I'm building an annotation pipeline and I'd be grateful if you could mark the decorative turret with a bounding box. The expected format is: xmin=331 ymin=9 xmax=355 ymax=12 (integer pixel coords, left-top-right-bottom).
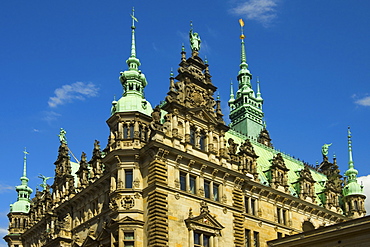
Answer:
xmin=112 ymin=8 xmax=152 ymax=116
xmin=9 ymin=149 xmax=33 ymax=213
xmin=342 ymin=127 xmax=366 ymax=218
xmin=229 ymin=19 xmax=264 ymax=140
xmin=4 ymin=149 xmax=33 ymax=247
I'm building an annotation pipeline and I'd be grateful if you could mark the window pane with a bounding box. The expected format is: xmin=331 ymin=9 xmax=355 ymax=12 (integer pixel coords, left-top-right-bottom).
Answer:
xmin=194 ymin=232 xmax=201 ymax=245
xmin=199 ymin=133 xmax=206 ymax=150
xmin=203 ymin=234 xmax=210 ymax=247
xmin=124 ymin=126 xmax=128 ymax=139
xmin=213 ymin=183 xmax=219 ymax=201
xmin=125 ymin=169 xmax=133 ymax=188
xmin=245 ymin=197 xmax=249 ymax=214
xmin=251 ymin=198 xmax=256 ymax=215
xmin=190 ymin=175 xmax=196 ymax=194
xmin=245 ymin=229 xmax=250 ymax=247
xmin=180 ymin=172 xmax=186 ymax=191
xmin=124 ymin=242 xmax=134 ymax=247
xmin=190 ymin=129 xmax=195 ymax=145
xmin=204 ymin=180 xmax=210 ymax=198
xmin=253 ymin=231 xmax=259 ymax=247
xmin=124 ymin=232 xmax=134 ymax=239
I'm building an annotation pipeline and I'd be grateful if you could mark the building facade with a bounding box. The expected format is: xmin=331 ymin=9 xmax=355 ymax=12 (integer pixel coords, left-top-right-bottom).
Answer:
xmin=4 ymin=13 xmax=366 ymax=247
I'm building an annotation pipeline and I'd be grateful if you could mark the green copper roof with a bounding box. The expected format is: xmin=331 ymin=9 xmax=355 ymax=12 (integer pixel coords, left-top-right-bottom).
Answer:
xmin=10 ymin=149 xmax=33 ymax=214
xmin=343 ymin=127 xmax=365 ymax=197
xmin=225 ymin=130 xmax=327 ymax=205
xmin=112 ymin=8 xmax=152 ymax=116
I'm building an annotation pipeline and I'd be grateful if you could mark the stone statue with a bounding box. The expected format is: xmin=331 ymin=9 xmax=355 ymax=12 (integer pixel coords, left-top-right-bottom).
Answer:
xmin=38 ymin=174 xmax=52 ymax=191
xmin=58 ymin=128 xmax=67 ymax=144
xmin=321 ymin=143 xmax=332 ymax=157
xmin=189 ymin=25 xmax=201 ymax=52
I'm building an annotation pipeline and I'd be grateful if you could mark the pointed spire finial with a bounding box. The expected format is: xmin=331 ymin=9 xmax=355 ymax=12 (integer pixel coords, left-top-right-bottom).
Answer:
xmin=348 ymin=126 xmax=354 ymax=169
xmin=229 ymin=80 xmax=235 ymax=101
xmin=23 ymin=148 xmax=29 ymax=178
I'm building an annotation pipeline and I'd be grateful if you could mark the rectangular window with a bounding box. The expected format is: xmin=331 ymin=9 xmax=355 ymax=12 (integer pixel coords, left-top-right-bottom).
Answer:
xmin=194 ymin=231 xmax=211 ymax=247
xmin=277 ymin=232 xmax=283 ymax=239
xmin=190 ymin=175 xmax=196 ymax=194
xmin=124 ymin=232 xmax=134 ymax=247
xmin=245 ymin=229 xmax=251 ymax=247
xmin=245 ymin=197 xmax=257 ymax=215
xmin=277 ymin=207 xmax=288 ymax=225
xmin=180 ymin=172 xmax=186 ymax=191
xmin=213 ymin=183 xmax=219 ymax=201
xmin=199 ymin=133 xmax=206 ymax=150
xmin=125 ymin=169 xmax=133 ymax=189
xmin=124 ymin=126 xmax=129 ymax=139
xmin=251 ymin=198 xmax=256 ymax=216
xmin=253 ymin=231 xmax=259 ymax=247
xmin=204 ymin=180 xmax=211 ymax=198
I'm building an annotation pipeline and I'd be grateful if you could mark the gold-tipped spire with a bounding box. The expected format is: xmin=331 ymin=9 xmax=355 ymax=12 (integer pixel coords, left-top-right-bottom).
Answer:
xmin=239 ymin=18 xmax=245 ymax=39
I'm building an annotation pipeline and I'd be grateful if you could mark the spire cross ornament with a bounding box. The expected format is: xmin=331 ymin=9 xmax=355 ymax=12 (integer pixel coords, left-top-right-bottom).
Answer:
xmin=23 ymin=148 xmax=29 ymax=177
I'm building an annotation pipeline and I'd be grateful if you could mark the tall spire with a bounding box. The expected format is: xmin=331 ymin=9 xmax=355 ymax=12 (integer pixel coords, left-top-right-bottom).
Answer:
xmin=342 ymin=126 xmax=366 ymax=218
xmin=9 ymin=149 xmax=33 ymax=213
xmin=130 ymin=7 xmax=138 ymax=60
xmin=229 ymin=19 xmax=264 ymax=139
xmin=113 ymin=7 xmax=152 ymax=116
xmin=345 ymin=126 xmax=358 ymax=182
xmin=237 ymin=18 xmax=252 ymax=90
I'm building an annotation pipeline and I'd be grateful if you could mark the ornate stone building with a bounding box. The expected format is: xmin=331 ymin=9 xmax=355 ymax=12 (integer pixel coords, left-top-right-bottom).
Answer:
xmin=4 ymin=12 xmax=366 ymax=247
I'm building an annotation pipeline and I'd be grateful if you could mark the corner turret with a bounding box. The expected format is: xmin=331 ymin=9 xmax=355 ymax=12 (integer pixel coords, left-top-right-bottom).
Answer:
xmin=342 ymin=127 xmax=366 ymax=218
xmin=112 ymin=8 xmax=152 ymax=116
xmin=4 ymin=149 xmax=33 ymax=247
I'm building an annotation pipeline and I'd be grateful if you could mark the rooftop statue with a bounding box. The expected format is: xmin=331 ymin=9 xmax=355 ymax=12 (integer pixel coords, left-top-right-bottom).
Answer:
xmin=58 ymin=128 xmax=67 ymax=144
xmin=321 ymin=143 xmax=332 ymax=157
xmin=189 ymin=23 xmax=201 ymax=52
xmin=38 ymin=174 xmax=52 ymax=191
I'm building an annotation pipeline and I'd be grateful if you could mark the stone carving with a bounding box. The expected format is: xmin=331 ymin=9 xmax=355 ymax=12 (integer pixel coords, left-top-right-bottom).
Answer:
xmin=121 ymin=196 xmax=135 ymax=210
xmin=321 ymin=143 xmax=332 ymax=157
xmin=228 ymin=138 xmax=238 ymax=155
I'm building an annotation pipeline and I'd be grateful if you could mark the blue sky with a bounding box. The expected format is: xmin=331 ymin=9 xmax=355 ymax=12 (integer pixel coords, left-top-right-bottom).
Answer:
xmin=1 ymin=0 xmax=370 ymax=243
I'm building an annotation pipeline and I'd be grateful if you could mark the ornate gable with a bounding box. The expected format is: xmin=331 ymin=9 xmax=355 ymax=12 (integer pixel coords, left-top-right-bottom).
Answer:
xmin=185 ymin=201 xmax=224 ymax=234
xmin=294 ymin=166 xmax=316 ymax=202
xmin=238 ymin=139 xmax=259 ymax=179
xmin=269 ymin=153 xmax=289 ymax=192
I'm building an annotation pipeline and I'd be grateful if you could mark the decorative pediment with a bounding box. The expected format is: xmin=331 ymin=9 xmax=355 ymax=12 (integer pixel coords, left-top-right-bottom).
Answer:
xmin=186 ymin=107 xmax=219 ymax=125
xmin=118 ymin=216 xmax=145 ymax=226
xmin=238 ymin=139 xmax=257 ymax=157
xmin=299 ymin=166 xmax=315 ymax=183
xmin=271 ymin=153 xmax=289 ymax=171
xmin=185 ymin=202 xmax=224 ymax=232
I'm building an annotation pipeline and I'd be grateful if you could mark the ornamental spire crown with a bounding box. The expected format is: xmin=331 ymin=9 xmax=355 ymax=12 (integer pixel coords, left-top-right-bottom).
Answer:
xmin=113 ymin=7 xmax=152 ymax=116
xmin=9 ymin=148 xmax=33 ymax=213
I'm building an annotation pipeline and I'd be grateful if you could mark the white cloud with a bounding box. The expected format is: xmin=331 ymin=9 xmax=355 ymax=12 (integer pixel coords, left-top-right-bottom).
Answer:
xmin=42 ymin=111 xmax=62 ymax=123
xmin=230 ymin=0 xmax=279 ymax=27
xmin=48 ymin=82 xmax=99 ymax=108
xmin=355 ymin=96 xmax=370 ymax=106
xmin=0 ymin=227 xmax=7 ymax=235
xmin=358 ymin=175 xmax=370 ymax=215
xmin=0 ymin=184 xmax=13 ymax=193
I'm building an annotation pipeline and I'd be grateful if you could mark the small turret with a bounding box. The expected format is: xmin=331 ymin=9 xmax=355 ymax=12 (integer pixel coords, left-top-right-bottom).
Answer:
xmin=10 ymin=148 xmax=33 ymax=213
xmin=112 ymin=8 xmax=152 ymax=116
xmin=4 ymin=149 xmax=33 ymax=247
xmin=342 ymin=127 xmax=366 ymax=218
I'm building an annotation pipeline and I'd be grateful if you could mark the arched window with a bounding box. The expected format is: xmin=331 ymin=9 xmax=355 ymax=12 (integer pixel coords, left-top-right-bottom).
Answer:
xmin=302 ymin=221 xmax=315 ymax=232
